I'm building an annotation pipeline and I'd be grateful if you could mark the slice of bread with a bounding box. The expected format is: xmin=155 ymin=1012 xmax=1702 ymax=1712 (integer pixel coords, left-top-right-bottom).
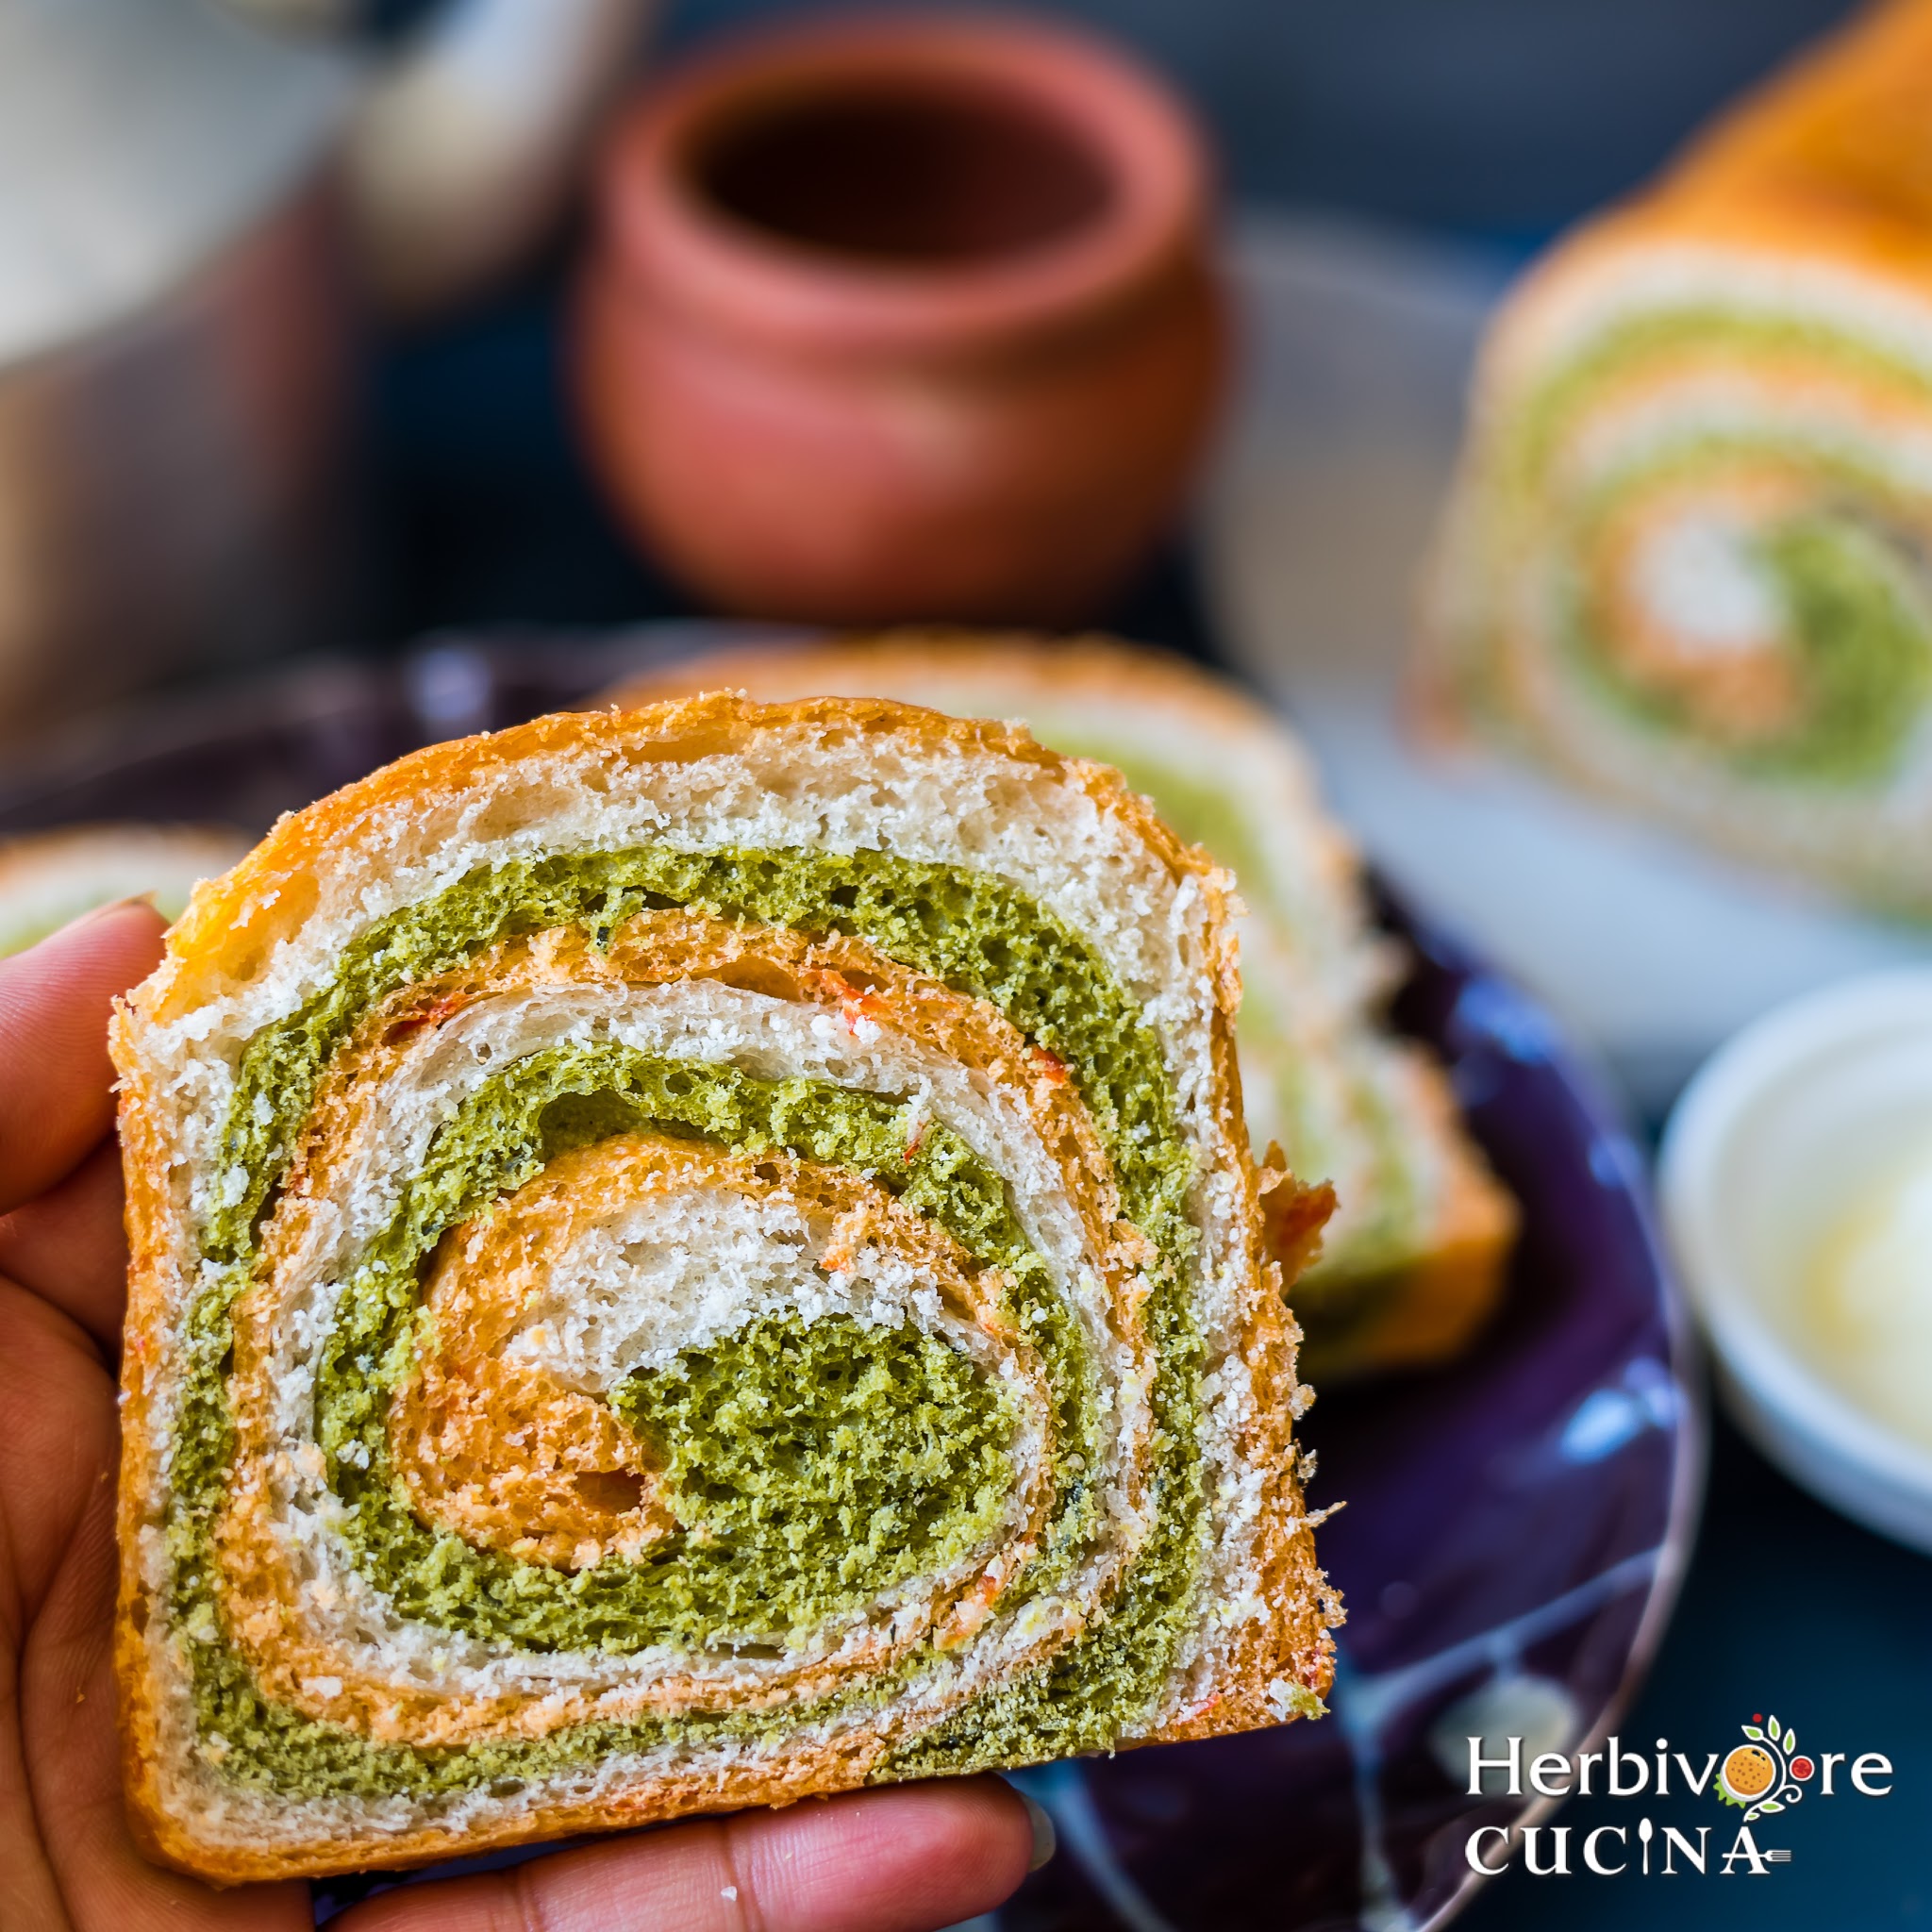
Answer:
xmin=605 ymin=636 xmax=1517 ymax=1380
xmin=1422 ymin=0 xmax=1932 ymax=912
xmin=112 ymin=691 xmax=1341 ymax=1883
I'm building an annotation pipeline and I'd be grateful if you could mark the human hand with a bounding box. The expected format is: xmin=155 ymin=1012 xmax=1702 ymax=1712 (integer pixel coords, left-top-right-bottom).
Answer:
xmin=0 ymin=902 xmax=1048 ymax=1932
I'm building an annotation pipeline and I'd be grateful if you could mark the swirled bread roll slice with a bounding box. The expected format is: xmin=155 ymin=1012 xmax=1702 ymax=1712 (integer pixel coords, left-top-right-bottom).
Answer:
xmin=1425 ymin=0 xmax=1932 ymax=909
xmin=112 ymin=692 xmax=1341 ymax=1884
xmin=607 ymin=635 xmax=1517 ymax=1381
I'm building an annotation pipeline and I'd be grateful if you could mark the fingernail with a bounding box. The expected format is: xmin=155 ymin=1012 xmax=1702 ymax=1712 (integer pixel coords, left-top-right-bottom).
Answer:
xmin=4 ymin=893 xmax=160 ymax=961
xmin=55 ymin=893 xmax=162 ymax=941
xmin=75 ymin=892 xmax=160 ymax=926
xmin=1021 ymin=1791 xmax=1056 ymax=1872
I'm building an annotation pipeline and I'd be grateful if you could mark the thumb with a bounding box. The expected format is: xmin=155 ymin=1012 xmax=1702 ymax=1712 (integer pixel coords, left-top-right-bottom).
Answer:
xmin=0 ymin=899 xmax=166 ymax=1214
xmin=335 ymin=1776 xmax=1047 ymax=1932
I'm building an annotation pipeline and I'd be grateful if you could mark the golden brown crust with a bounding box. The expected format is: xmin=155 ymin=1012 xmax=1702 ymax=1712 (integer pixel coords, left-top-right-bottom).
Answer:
xmin=1441 ymin=0 xmax=1932 ymax=475
xmin=600 ymin=634 xmax=1363 ymax=933
xmin=136 ymin=690 xmax=1223 ymax=1027
xmin=1165 ymin=993 xmax=1333 ymax=1740
xmin=132 ymin=1733 xmax=896 ymax=1889
xmin=1474 ymin=0 xmax=1932 ymax=317
xmin=111 ymin=691 xmax=1335 ymax=1884
xmin=112 ymin=1040 xmax=190 ymax=1879
xmin=1449 ymin=0 xmax=1932 ymax=432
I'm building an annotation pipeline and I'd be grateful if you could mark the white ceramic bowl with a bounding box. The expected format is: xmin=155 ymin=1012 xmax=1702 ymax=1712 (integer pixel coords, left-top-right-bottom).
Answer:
xmin=1659 ymin=970 xmax=1932 ymax=1554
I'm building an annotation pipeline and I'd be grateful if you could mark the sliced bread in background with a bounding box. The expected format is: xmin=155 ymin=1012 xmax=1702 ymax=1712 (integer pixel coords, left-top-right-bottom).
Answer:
xmin=604 ymin=634 xmax=1517 ymax=1380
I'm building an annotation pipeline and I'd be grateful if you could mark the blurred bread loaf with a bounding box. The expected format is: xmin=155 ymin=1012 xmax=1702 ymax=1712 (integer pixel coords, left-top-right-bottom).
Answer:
xmin=1426 ymin=0 xmax=1932 ymax=910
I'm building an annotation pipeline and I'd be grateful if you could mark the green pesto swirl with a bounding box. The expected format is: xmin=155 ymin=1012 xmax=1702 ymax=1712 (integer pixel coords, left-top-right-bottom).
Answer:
xmin=1563 ymin=446 xmax=1932 ymax=783
xmin=615 ymin=1311 xmax=1012 ymax=1625
xmin=170 ymin=847 xmax=1208 ymax=1795
xmin=313 ymin=1047 xmax=1095 ymax=1650
xmin=1487 ymin=308 xmax=1932 ymax=787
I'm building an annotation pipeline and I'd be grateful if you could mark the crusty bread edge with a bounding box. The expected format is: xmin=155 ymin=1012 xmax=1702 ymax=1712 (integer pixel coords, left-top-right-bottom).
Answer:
xmin=601 ymin=633 xmax=1368 ymax=917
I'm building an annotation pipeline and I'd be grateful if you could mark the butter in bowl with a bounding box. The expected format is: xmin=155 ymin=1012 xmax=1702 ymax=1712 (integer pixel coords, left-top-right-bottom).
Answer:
xmin=1661 ymin=973 xmax=1932 ymax=1551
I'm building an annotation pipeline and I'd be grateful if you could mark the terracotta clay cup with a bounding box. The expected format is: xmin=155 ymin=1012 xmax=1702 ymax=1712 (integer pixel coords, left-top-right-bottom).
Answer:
xmin=572 ymin=10 xmax=1225 ymax=625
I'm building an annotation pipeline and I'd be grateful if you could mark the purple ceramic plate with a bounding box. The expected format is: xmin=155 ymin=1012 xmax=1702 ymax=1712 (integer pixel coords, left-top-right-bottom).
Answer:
xmin=0 ymin=634 xmax=1703 ymax=1931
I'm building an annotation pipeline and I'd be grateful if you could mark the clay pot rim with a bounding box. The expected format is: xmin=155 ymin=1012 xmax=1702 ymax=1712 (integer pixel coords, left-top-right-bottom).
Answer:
xmin=593 ymin=8 xmax=1210 ymax=358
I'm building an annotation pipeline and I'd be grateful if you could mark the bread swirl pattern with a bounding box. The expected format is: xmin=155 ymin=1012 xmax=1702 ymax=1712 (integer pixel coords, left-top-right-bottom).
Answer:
xmin=1425 ymin=0 xmax=1932 ymax=909
xmin=605 ymin=634 xmax=1518 ymax=1380
xmin=112 ymin=694 xmax=1339 ymax=1882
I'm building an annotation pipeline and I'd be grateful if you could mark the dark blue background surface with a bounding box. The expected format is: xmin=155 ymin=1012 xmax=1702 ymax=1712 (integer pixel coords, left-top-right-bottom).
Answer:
xmin=654 ymin=0 xmax=1852 ymax=239
xmin=372 ymin=0 xmax=1858 ymax=242
xmin=360 ymin=3 xmax=1927 ymax=1922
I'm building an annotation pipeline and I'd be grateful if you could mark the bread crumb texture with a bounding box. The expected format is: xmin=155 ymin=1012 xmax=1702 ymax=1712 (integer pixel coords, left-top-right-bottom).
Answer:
xmin=112 ymin=695 xmax=1340 ymax=1882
